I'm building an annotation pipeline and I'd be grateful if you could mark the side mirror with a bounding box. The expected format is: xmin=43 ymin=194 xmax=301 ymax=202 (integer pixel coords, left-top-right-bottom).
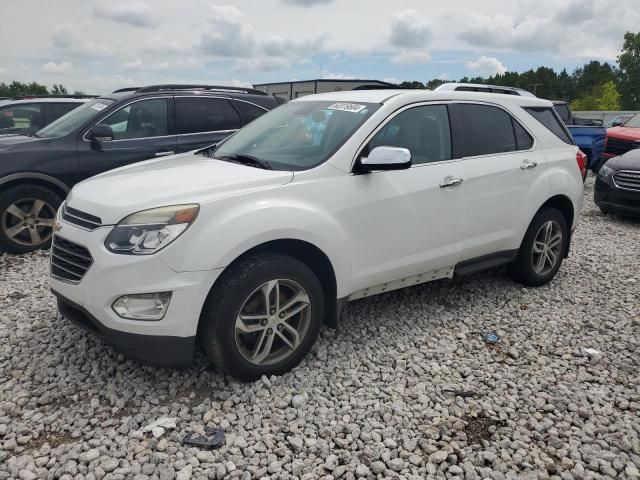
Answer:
xmin=359 ymin=146 xmax=412 ymax=172
xmin=90 ymin=124 xmax=114 ymax=142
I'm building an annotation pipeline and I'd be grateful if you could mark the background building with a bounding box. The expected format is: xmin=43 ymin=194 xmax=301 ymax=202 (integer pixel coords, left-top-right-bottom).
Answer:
xmin=253 ymin=79 xmax=395 ymax=100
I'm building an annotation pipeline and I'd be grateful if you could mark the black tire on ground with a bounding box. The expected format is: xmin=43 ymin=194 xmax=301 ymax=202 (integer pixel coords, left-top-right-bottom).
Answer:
xmin=199 ymin=253 xmax=325 ymax=381
xmin=508 ymin=208 xmax=568 ymax=287
xmin=0 ymin=184 xmax=63 ymax=254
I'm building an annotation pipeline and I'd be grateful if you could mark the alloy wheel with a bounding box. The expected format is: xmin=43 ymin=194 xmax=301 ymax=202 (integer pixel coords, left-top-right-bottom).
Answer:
xmin=1 ymin=198 xmax=56 ymax=247
xmin=531 ymin=220 xmax=563 ymax=276
xmin=234 ymin=279 xmax=312 ymax=366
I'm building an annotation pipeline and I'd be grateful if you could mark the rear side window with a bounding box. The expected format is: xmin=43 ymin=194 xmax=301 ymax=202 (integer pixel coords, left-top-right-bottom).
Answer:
xmin=233 ymin=101 xmax=267 ymax=124
xmin=450 ymin=103 xmax=517 ymax=157
xmin=513 ymin=120 xmax=534 ymax=150
xmin=175 ymin=97 xmax=241 ymax=134
xmin=0 ymin=103 xmax=43 ymax=130
xmin=48 ymin=102 xmax=80 ymax=123
xmin=524 ymin=107 xmax=573 ymax=144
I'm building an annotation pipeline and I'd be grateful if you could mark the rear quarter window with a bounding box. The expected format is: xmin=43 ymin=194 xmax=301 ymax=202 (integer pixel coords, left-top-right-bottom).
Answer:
xmin=524 ymin=107 xmax=574 ymax=145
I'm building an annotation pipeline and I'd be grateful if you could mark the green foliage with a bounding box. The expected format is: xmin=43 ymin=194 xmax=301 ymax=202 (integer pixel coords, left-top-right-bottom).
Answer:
xmin=571 ymin=81 xmax=621 ymax=111
xmin=51 ymin=84 xmax=68 ymax=95
xmin=0 ymin=81 xmax=49 ymax=97
xmin=618 ymin=31 xmax=640 ymax=109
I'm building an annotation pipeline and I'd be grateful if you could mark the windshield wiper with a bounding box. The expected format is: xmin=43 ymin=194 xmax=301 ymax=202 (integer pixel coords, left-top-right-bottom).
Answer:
xmin=216 ymin=153 xmax=272 ymax=170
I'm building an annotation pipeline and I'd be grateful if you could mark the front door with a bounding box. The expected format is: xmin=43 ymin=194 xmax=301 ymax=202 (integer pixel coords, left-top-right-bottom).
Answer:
xmin=339 ymin=103 xmax=466 ymax=295
xmin=76 ymin=97 xmax=177 ymax=182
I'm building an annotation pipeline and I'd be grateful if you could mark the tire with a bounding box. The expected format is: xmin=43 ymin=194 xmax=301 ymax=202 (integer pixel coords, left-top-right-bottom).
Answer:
xmin=0 ymin=184 xmax=62 ymax=254
xmin=200 ymin=253 xmax=325 ymax=381
xmin=508 ymin=208 xmax=568 ymax=287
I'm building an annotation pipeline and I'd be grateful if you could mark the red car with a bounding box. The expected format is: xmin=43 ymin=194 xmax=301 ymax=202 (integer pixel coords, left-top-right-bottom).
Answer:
xmin=603 ymin=113 xmax=640 ymax=159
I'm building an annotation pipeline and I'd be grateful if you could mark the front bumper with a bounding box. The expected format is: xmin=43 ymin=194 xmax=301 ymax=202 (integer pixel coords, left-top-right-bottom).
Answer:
xmin=49 ymin=221 xmax=222 ymax=366
xmin=594 ymin=176 xmax=640 ymax=216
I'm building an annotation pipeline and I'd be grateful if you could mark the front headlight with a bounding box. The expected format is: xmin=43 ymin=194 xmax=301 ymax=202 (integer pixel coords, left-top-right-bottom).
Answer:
xmin=105 ymin=204 xmax=199 ymax=255
xmin=599 ymin=164 xmax=616 ymax=178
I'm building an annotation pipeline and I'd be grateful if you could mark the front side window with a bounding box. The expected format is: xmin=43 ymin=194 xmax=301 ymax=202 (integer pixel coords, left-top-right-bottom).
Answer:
xmin=524 ymin=107 xmax=573 ymax=145
xmin=367 ymin=105 xmax=452 ymax=164
xmin=210 ymin=100 xmax=380 ymax=171
xmin=450 ymin=103 xmax=518 ymax=157
xmin=100 ymin=98 xmax=168 ymax=140
xmin=175 ymin=97 xmax=240 ymax=134
xmin=36 ymin=99 xmax=115 ymax=138
xmin=0 ymin=103 xmax=43 ymax=131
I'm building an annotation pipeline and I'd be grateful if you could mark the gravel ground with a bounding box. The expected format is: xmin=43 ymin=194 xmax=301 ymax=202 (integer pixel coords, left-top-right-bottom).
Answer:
xmin=1 ymin=176 xmax=639 ymax=480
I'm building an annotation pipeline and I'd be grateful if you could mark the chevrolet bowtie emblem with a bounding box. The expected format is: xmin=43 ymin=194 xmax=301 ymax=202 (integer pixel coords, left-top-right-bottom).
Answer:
xmin=53 ymin=221 xmax=62 ymax=232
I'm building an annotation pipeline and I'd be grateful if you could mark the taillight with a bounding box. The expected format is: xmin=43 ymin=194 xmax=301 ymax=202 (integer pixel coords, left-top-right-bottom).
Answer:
xmin=576 ymin=150 xmax=587 ymax=180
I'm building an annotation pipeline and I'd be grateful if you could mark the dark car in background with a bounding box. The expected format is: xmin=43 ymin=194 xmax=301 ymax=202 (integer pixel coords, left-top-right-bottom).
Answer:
xmin=0 ymin=96 xmax=95 ymax=136
xmin=0 ymin=84 xmax=284 ymax=253
xmin=605 ymin=114 xmax=634 ymax=128
xmin=595 ymin=148 xmax=640 ymax=217
xmin=602 ymin=113 xmax=640 ymax=161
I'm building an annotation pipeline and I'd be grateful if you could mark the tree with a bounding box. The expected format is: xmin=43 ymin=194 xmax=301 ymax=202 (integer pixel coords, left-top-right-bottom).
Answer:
xmin=571 ymin=81 xmax=621 ymax=111
xmin=0 ymin=81 xmax=48 ymax=97
xmin=51 ymin=84 xmax=68 ymax=95
xmin=618 ymin=31 xmax=640 ymax=109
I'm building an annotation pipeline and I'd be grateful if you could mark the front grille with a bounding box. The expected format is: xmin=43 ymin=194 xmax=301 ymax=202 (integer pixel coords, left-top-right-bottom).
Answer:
xmin=50 ymin=236 xmax=93 ymax=282
xmin=605 ymin=137 xmax=638 ymax=156
xmin=613 ymin=170 xmax=640 ymax=192
xmin=61 ymin=204 xmax=103 ymax=230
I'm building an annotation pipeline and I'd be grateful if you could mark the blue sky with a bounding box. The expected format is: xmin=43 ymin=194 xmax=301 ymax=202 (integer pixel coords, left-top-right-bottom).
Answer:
xmin=0 ymin=0 xmax=635 ymax=93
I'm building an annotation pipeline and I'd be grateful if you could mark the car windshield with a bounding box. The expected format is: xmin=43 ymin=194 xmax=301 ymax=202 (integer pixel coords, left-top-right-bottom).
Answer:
xmin=622 ymin=114 xmax=640 ymax=128
xmin=208 ymin=100 xmax=380 ymax=171
xmin=36 ymin=99 xmax=114 ymax=138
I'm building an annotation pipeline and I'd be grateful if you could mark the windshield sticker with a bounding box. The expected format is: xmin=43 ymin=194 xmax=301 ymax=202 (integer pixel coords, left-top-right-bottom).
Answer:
xmin=90 ymin=103 xmax=108 ymax=111
xmin=327 ymin=103 xmax=366 ymax=113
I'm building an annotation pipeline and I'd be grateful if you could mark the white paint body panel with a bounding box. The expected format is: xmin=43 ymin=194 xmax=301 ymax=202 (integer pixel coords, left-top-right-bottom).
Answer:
xmin=52 ymin=89 xmax=584 ymax=338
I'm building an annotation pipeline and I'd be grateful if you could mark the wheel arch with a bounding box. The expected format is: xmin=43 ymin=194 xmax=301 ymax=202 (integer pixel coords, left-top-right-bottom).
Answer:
xmin=534 ymin=194 xmax=575 ymax=258
xmin=0 ymin=173 xmax=69 ymax=199
xmin=202 ymin=238 xmax=341 ymax=329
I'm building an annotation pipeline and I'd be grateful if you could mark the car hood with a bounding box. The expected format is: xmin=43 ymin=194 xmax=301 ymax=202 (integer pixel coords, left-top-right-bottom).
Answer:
xmin=606 ymin=126 xmax=640 ymax=140
xmin=67 ymin=151 xmax=294 ymax=225
xmin=606 ymin=149 xmax=640 ymax=171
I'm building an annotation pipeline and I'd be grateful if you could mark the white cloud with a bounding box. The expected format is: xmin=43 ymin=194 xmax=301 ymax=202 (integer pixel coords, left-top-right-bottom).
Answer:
xmin=437 ymin=73 xmax=449 ymax=80
xmin=282 ymin=0 xmax=333 ymax=5
xmin=232 ymin=57 xmax=291 ymax=72
xmin=389 ymin=10 xmax=430 ymax=49
xmin=52 ymin=25 xmax=113 ymax=58
xmin=142 ymin=37 xmax=186 ymax=55
xmin=94 ymin=2 xmax=156 ymax=27
xmin=41 ymin=61 xmax=73 ymax=75
xmin=383 ymin=77 xmax=401 ymax=84
xmin=121 ymin=58 xmax=143 ymax=70
xmin=465 ymin=56 xmax=507 ymax=76
xmin=390 ymin=51 xmax=431 ymax=65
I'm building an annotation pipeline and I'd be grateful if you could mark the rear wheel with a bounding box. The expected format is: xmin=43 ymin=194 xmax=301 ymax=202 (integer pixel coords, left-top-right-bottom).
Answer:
xmin=200 ymin=253 xmax=325 ymax=381
xmin=509 ymin=208 xmax=568 ymax=286
xmin=0 ymin=185 xmax=62 ymax=254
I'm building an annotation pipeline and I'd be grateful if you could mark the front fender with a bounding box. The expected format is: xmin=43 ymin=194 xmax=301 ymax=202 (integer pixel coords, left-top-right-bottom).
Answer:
xmin=159 ymin=199 xmax=353 ymax=297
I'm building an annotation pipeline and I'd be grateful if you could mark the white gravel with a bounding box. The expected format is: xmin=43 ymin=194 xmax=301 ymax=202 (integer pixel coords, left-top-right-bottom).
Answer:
xmin=1 ymin=176 xmax=639 ymax=480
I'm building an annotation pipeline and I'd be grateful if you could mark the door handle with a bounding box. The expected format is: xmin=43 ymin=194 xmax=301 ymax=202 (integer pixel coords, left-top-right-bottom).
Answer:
xmin=155 ymin=151 xmax=175 ymax=157
xmin=439 ymin=176 xmax=464 ymax=188
xmin=520 ymin=160 xmax=538 ymax=169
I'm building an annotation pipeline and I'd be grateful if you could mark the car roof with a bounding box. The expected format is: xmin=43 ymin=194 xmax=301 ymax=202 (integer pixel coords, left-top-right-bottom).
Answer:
xmin=294 ymin=89 xmax=553 ymax=108
xmin=0 ymin=97 xmax=91 ymax=105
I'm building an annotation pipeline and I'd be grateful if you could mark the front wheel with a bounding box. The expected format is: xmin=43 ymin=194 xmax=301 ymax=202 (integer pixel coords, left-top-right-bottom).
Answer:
xmin=509 ymin=208 xmax=568 ymax=286
xmin=0 ymin=185 xmax=62 ymax=254
xmin=200 ymin=253 xmax=325 ymax=381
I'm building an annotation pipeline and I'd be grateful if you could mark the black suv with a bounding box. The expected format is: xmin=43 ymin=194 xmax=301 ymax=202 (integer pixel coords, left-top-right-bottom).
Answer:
xmin=0 ymin=95 xmax=96 ymax=136
xmin=0 ymin=85 xmax=284 ymax=253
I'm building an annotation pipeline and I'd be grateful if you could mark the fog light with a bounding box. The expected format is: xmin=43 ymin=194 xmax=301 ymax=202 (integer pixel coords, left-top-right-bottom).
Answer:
xmin=112 ymin=292 xmax=172 ymax=320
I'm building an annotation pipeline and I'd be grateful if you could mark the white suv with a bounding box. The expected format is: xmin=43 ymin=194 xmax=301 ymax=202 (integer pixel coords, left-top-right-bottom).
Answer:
xmin=50 ymin=89 xmax=585 ymax=380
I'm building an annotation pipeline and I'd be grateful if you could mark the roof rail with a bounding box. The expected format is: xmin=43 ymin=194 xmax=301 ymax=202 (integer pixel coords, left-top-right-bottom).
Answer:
xmin=434 ymin=83 xmax=536 ymax=98
xmin=112 ymin=87 xmax=141 ymax=93
xmin=353 ymin=85 xmax=417 ymax=90
xmin=9 ymin=94 xmax=99 ymax=100
xmin=133 ymin=84 xmax=268 ymax=96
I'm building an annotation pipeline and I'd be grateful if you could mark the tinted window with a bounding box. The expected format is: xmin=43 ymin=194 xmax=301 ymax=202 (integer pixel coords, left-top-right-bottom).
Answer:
xmin=36 ymin=99 xmax=114 ymax=138
xmin=49 ymin=102 xmax=81 ymax=122
xmin=452 ymin=104 xmax=516 ymax=156
xmin=513 ymin=120 xmax=534 ymax=150
xmin=524 ymin=107 xmax=573 ymax=144
xmin=0 ymin=103 xmax=43 ymax=131
xmin=176 ymin=97 xmax=240 ymax=134
xmin=101 ymin=98 xmax=169 ymax=140
xmin=368 ymin=105 xmax=451 ymax=165
xmin=553 ymin=104 xmax=571 ymax=123
xmin=233 ymin=100 xmax=268 ymax=124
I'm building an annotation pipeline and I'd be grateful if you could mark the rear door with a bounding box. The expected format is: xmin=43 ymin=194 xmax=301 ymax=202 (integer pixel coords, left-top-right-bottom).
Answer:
xmin=175 ymin=96 xmax=241 ymax=153
xmin=449 ymin=102 xmax=548 ymax=260
xmin=76 ymin=97 xmax=177 ymax=181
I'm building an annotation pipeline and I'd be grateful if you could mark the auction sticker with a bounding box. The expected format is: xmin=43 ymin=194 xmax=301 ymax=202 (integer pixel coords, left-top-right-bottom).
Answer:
xmin=327 ymin=103 xmax=366 ymax=113
xmin=90 ymin=103 xmax=108 ymax=111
